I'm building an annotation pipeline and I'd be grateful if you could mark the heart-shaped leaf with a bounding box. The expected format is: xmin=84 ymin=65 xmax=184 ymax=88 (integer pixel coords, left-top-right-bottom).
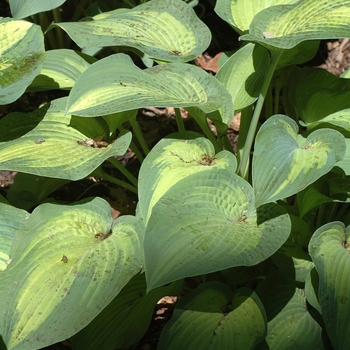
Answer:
xmin=216 ymin=43 xmax=270 ymax=112
xmin=0 ymin=203 xmax=29 ymax=272
xmin=144 ymin=169 xmax=291 ymax=290
xmin=0 ymin=97 xmax=131 ymax=180
xmin=0 ymin=197 xmax=143 ymax=350
xmin=0 ymin=18 xmax=45 ymax=104
xmin=214 ymin=0 xmax=298 ymax=34
xmin=49 ymin=0 xmax=210 ymax=63
xmin=10 ymin=0 xmax=66 ymax=19
xmin=66 ymin=53 xmax=233 ymax=124
xmin=253 ymin=115 xmax=346 ymax=207
xmin=28 ymin=49 xmax=95 ymax=92
xmin=240 ymin=0 xmax=350 ymax=51
xmin=158 ymin=282 xmax=267 ymax=350
xmin=138 ymin=134 xmax=237 ymax=224
xmin=309 ymin=222 xmax=350 ymax=350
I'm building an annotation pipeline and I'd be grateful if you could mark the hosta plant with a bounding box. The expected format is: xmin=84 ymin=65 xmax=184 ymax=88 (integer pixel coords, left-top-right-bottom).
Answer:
xmin=0 ymin=0 xmax=350 ymax=349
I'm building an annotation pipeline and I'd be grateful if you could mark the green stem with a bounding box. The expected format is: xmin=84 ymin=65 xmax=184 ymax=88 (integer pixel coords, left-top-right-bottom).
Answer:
xmin=237 ymin=50 xmax=283 ymax=178
xmin=52 ymin=8 xmax=64 ymax=48
xmin=129 ymin=140 xmax=144 ymax=163
xmin=39 ymin=12 xmax=56 ymax=49
xmin=107 ymin=156 xmax=138 ymax=187
xmin=129 ymin=116 xmax=150 ymax=155
xmin=175 ymin=108 xmax=185 ymax=132
xmin=118 ymin=125 xmax=144 ymax=163
xmin=236 ymin=106 xmax=253 ymax=180
xmin=92 ymin=167 xmax=138 ymax=194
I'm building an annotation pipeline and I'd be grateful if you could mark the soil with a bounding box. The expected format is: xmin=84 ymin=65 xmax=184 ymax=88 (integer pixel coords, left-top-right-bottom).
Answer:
xmin=1 ymin=1 xmax=350 ymax=349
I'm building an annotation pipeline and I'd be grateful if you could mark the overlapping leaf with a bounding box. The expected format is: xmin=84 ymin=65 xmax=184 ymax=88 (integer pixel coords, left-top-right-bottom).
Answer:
xmin=73 ymin=274 xmax=183 ymax=350
xmin=214 ymin=0 xmax=297 ymax=34
xmin=158 ymin=282 xmax=266 ymax=350
xmin=0 ymin=198 xmax=143 ymax=350
xmin=216 ymin=43 xmax=270 ymax=112
xmin=256 ymin=271 xmax=324 ymax=349
xmin=28 ymin=49 xmax=95 ymax=92
xmin=309 ymin=222 xmax=350 ymax=349
xmin=240 ymin=0 xmax=350 ymax=51
xmin=49 ymin=0 xmax=211 ymax=62
xmin=253 ymin=115 xmax=346 ymax=207
xmin=10 ymin=0 xmax=66 ymax=19
xmin=138 ymin=134 xmax=237 ymax=224
xmin=66 ymin=53 xmax=233 ymax=124
xmin=0 ymin=97 xmax=131 ymax=180
xmin=144 ymin=169 xmax=290 ymax=290
xmin=0 ymin=203 xmax=28 ymax=272
xmin=0 ymin=18 xmax=45 ymax=104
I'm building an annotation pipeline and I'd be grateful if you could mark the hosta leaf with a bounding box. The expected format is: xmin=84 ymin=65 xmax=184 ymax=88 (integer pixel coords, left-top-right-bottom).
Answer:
xmin=305 ymin=267 xmax=321 ymax=314
xmin=296 ymin=178 xmax=333 ymax=218
xmin=73 ymin=274 xmax=183 ymax=350
xmin=0 ymin=203 xmax=29 ymax=272
xmin=50 ymin=0 xmax=210 ymax=63
xmin=272 ymin=215 xmax=314 ymax=283
xmin=0 ymin=18 xmax=45 ymax=104
xmin=158 ymin=282 xmax=266 ymax=350
xmin=285 ymin=67 xmax=350 ymax=126
xmin=10 ymin=0 xmax=66 ymax=19
xmin=66 ymin=53 xmax=233 ymax=124
xmin=0 ymin=97 xmax=131 ymax=180
xmin=253 ymin=115 xmax=346 ymax=207
xmin=256 ymin=271 xmax=324 ymax=349
xmin=0 ymin=198 xmax=143 ymax=350
xmin=214 ymin=0 xmax=297 ymax=34
xmin=138 ymin=134 xmax=237 ymax=224
xmin=28 ymin=49 xmax=95 ymax=92
xmin=216 ymin=43 xmax=270 ymax=112
xmin=6 ymin=173 xmax=69 ymax=211
xmin=309 ymin=222 xmax=350 ymax=349
xmin=144 ymin=169 xmax=290 ymax=290
xmin=240 ymin=0 xmax=350 ymax=51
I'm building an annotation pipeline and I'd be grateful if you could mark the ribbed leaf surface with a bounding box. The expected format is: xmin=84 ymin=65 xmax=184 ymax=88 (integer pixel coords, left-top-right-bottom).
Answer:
xmin=309 ymin=222 xmax=350 ymax=349
xmin=50 ymin=0 xmax=210 ymax=62
xmin=0 ymin=97 xmax=131 ymax=180
xmin=0 ymin=198 xmax=143 ymax=350
xmin=158 ymin=283 xmax=267 ymax=350
xmin=66 ymin=54 xmax=233 ymax=124
xmin=253 ymin=115 xmax=346 ymax=207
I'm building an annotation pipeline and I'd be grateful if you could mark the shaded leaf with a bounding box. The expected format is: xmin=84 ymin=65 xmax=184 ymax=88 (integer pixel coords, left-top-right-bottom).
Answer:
xmin=256 ymin=271 xmax=324 ymax=349
xmin=309 ymin=222 xmax=350 ymax=349
xmin=158 ymin=282 xmax=266 ymax=350
xmin=73 ymin=274 xmax=183 ymax=350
